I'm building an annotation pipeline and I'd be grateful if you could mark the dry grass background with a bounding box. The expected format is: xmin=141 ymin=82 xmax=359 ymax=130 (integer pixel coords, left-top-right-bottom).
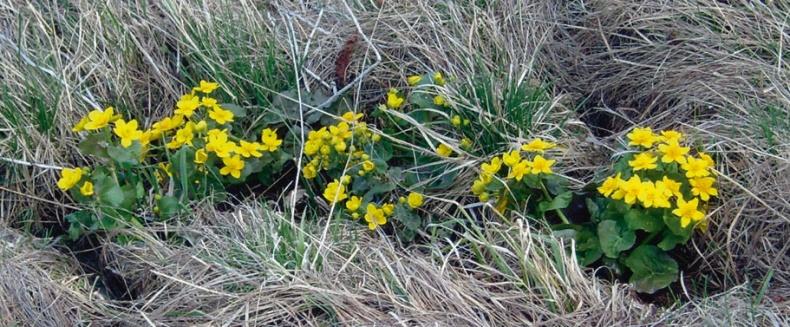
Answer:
xmin=0 ymin=0 xmax=788 ymax=325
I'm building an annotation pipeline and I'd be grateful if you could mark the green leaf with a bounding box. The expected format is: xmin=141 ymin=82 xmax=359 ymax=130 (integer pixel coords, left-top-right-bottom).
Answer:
xmin=522 ymin=174 xmax=542 ymax=189
xmin=157 ymin=195 xmax=181 ymax=219
xmin=362 ymin=182 xmax=396 ymax=203
xmin=598 ymin=220 xmax=636 ymax=258
xmin=394 ymin=205 xmax=422 ymax=231
xmin=78 ymin=132 xmax=109 ymax=158
xmin=65 ymin=210 xmax=94 ymax=240
xmin=657 ymin=232 xmax=689 ymax=251
xmin=624 ymin=245 xmax=679 ymax=294
xmin=96 ymin=176 xmax=125 ymax=208
xmin=575 ymin=226 xmax=603 ymax=266
xmin=106 ymin=143 xmax=141 ymax=166
xmin=171 ymin=147 xmax=193 ymax=197
xmin=538 ymin=191 xmax=573 ymax=213
xmin=662 ymin=212 xmax=693 ymax=238
xmin=624 ymin=208 xmax=664 ymax=232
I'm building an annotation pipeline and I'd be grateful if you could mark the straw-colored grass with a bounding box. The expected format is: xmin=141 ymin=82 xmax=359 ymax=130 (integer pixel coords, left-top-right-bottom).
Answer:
xmin=0 ymin=0 xmax=787 ymax=325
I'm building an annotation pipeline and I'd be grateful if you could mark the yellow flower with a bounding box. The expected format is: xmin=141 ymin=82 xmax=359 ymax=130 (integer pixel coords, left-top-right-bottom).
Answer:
xmin=660 ymin=176 xmax=683 ymax=198
xmin=460 ymin=137 xmax=473 ymax=150
xmin=193 ymin=80 xmax=219 ymax=94
xmin=689 ymin=177 xmax=718 ymax=201
xmin=175 ymin=94 xmax=200 ymax=117
xmin=660 ymin=130 xmax=683 ymax=143
xmin=382 ymin=203 xmax=395 ymax=216
xmin=72 ymin=116 xmax=89 ymax=132
xmin=79 ymin=181 xmax=94 ymax=196
xmin=323 ymin=179 xmax=348 ymax=204
xmin=341 ymin=111 xmax=364 ymax=123
xmin=201 ymin=97 xmax=218 ymax=108
xmin=502 ymin=150 xmax=521 ymax=167
xmin=637 ymin=181 xmax=660 ymax=208
xmin=194 ymin=149 xmax=208 ymax=164
xmin=597 ymin=173 xmax=622 ymax=197
xmin=169 ymin=125 xmax=195 ymax=149
xmin=407 ymin=192 xmax=424 ymax=209
xmin=193 ymin=120 xmax=208 ymax=132
xmin=672 ymin=197 xmax=705 ymax=228
xmin=681 ymin=156 xmax=712 ymax=178
xmin=362 ymin=160 xmax=375 ymax=172
xmin=627 ymin=127 xmax=658 ymax=148
xmin=208 ymin=107 xmax=234 ymax=124
xmin=407 ymin=75 xmax=422 ymax=86
xmin=219 ymin=155 xmax=245 ymax=179
xmin=386 ymin=88 xmax=405 ymax=109
xmin=57 ymin=167 xmax=83 ymax=191
xmin=481 ymin=157 xmax=502 ymax=177
xmin=303 ymin=164 xmax=318 ymax=179
xmin=612 ymin=175 xmax=642 ymax=205
xmin=651 ymin=181 xmax=673 ymax=208
xmin=346 ymin=196 xmax=362 ymax=212
xmin=451 ymin=115 xmax=462 ymax=127
xmin=471 ymin=178 xmax=489 ymax=195
xmin=658 ymin=141 xmax=689 ymax=164
xmin=436 ymin=143 xmax=453 ymax=157
xmin=152 ymin=115 xmax=184 ymax=133
xmin=628 ymin=152 xmax=658 ymax=171
xmin=260 ymin=128 xmax=282 ymax=152
xmin=433 ymin=72 xmax=445 ymax=86
xmin=364 ymin=204 xmax=387 ymax=230
xmin=237 ymin=140 xmax=263 ymax=158
xmin=507 ymin=160 xmax=531 ymax=181
xmin=521 ymin=138 xmax=556 ymax=153
xmin=434 ymin=95 xmax=446 ymax=106
xmin=530 ymin=155 xmax=555 ymax=175
xmin=113 ymin=119 xmax=143 ymax=148
xmin=84 ymin=107 xmax=115 ymax=130
xmin=699 ymin=152 xmax=715 ymax=167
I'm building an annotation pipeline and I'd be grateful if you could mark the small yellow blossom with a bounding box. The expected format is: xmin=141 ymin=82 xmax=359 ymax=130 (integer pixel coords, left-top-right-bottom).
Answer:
xmin=481 ymin=157 xmax=502 ymax=177
xmin=208 ymin=107 xmax=234 ymax=124
xmin=689 ymin=177 xmax=718 ymax=201
xmin=658 ymin=141 xmax=689 ymax=164
xmin=502 ymin=150 xmax=521 ymax=167
xmin=260 ymin=128 xmax=282 ymax=152
xmin=79 ymin=181 xmax=94 ymax=196
xmin=521 ymin=139 xmax=556 ymax=153
xmin=57 ymin=167 xmax=83 ymax=191
xmin=434 ymin=95 xmax=446 ymax=106
xmin=341 ymin=111 xmax=364 ymax=123
xmin=113 ymin=119 xmax=143 ymax=148
xmin=346 ymin=196 xmax=362 ymax=212
xmin=152 ymin=115 xmax=184 ymax=133
xmin=84 ymin=107 xmax=116 ymax=130
xmin=72 ymin=117 xmax=89 ymax=132
xmin=219 ymin=155 xmax=245 ymax=179
xmin=194 ymin=149 xmax=208 ymax=164
xmin=460 ymin=137 xmax=473 ymax=150
xmin=660 ymin=130 xmax=683 ymax=143
xmin=386 ymin=88 xmax=405 ymax=109
xmin=660 ymin=176 xmax=683 ymax=198
xmin=323 ymin=179 xmax=348 ymax=204
xmin=303 ymin=163 xmax=318 ymax=179
xmin=612 ymin=175 xmax=642 ymax=205
xmin=597 ymin=173 xmax=622 ymax=197
xmin=629 ymin=152 xmax=658 ymax=171
xmin=627 ymin=127 xmax=658 ymax=148
xmin=507 ymin=160 xmax=531 ymax=181
xmin=530 ymin=155 xmax=555 ymax=175
xmin=237 ymin=141 xmax=263 ymax=158
xmin=407 ymin=75 xmax=422 ymax=86
xmin=681 ymin=156 xmax=712 ymax=178
xmin=407 ymin=192 xmax=424 ymax=209
xmin=433 ymin=72 xmax=445 ymax=86
xmin=193 ymin=80 xmax=219 ymax=94
xmin=364 ymin=203 xmax=387 ymax=230
xmin=201 ymin=97 xmax=218 ymax=108
xmin=362 ymin=160 xmax=375 ymax=172
xmin=175 ymin=94 xmax=200 ymax=117
xmin=436 ymin=143 xmax=453 ymax=157
xmin=673 ymin=197 xmax=705 ymax=227
xmin=451 ymin=115 xmax=462 ymax=127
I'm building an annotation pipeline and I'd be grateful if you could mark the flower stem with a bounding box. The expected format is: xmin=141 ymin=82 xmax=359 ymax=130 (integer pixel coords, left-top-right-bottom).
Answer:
xmin=540 ymin=180 xmax=570 ymax=224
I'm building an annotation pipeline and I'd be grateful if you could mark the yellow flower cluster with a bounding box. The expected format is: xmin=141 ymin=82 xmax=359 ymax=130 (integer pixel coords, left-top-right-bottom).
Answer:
xmin=302 ymin=111 xmax=378 ymax=179
xmin=598 ymin=128 xmax=717 ymax=228
xmin=56 ymin=167 xmax=94 ymax=196
xmin=320 ymin=175 xmax=413 ymax=230
xmin=69 ymin=80 xmax=283 ymax=181
xmin=471 ymin=138 xmax=557 ymax=201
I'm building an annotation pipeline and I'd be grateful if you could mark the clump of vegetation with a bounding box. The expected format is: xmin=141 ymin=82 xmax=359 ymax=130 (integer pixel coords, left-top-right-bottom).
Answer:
xmin=58 ymin=81 xmax=289 ymax=239
xmin=568 ymin=128 xmax=718 ymax=293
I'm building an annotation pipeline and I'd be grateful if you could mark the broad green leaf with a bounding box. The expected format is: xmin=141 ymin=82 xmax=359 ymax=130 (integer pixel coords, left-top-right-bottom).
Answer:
xmin=221 ymin=103 xmax=247 ymax=118
xmin=598 ymin=220 xmax=636 ymax=258
xmin=624 ymin=245 xmax=679 ymax=294
xmin=171 ymin=147 xmax=193 ymax=197
xmin=575 ymin=226 xmax=603 ymax=266
xmin=538 ymin=191 xmax=573 ymax=213
xmin=394 ymin=205 xmax=422 ymax=231
xmin=157 ymin=195 xmax=181 ymax=219
xmin=106 ymin=143 xmax=141 ymax=166
xmin=657 ymin=232 xmax=689 ymax=251
xmin=624 ymin=208 xmax=664 ymax=232
xmin=78 ymin=132 xmax=109 ymax=158
xmin=96 ymin=176 xmax=124 ymax=208
xmin=363 ymin=182 xmax=396 ymax=203
xmin=65 ymin=210 xmax=94 ymax=240
xmin=662 ymin=212 xmax=693 ymax=238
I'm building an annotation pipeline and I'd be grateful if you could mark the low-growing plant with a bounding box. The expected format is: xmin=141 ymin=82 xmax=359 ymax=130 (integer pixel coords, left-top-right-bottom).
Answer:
xmin=58 ymin=81 xmax=290 ymax=239
xmin=568 ymin=127 xmax=718 ymax=293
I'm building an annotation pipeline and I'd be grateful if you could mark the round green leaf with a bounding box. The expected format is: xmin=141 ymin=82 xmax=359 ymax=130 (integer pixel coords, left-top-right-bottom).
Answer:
xmin=598 ymin=219 xmax=636 ymax=258
xmin=624 ymin=245 xmax=679 ymax=294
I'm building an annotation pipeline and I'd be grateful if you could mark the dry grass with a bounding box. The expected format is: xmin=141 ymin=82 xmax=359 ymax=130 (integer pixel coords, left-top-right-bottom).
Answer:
xmin=0 ymin=0 xmax=788 ymax=325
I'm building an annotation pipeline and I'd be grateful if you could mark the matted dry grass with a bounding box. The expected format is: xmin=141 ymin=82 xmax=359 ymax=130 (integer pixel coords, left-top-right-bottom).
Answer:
xmin=0 ymin=0 xmax=787 ymax=325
